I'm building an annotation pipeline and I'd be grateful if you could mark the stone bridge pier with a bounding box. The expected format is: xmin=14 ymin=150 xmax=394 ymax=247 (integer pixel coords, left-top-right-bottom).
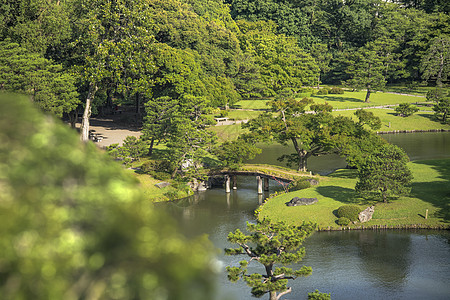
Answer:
xmin=225 ymin=174 xmax=273 ymax=194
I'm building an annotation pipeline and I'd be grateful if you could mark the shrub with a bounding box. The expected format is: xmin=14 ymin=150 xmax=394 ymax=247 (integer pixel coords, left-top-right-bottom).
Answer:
xmin=141 ymin=160 xmax=173 ymax=180
xmin=219 ymin=110 xmax=229 ymax=118
xmin=317 ymin=88 xmax=329 ymax=95
xmin=289 ymin=179 xmax=311 ymax=191
xmin=336 ymin=205 xmax=361 ymax=222
xmin=337 ymin=217 xmax=351 ymax=226
xmin=329 ymin=87 xmax=344 ymax=94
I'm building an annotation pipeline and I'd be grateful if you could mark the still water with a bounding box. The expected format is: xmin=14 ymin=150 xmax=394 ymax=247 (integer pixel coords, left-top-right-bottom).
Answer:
xmin=158 ymin=132 xmax=450 ymax=300
xmin=248 ymin=131 xmax=450 ymax=175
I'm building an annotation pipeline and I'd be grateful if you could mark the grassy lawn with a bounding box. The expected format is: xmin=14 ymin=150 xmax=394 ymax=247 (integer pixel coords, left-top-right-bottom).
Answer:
xmin=258 ymin=158 xmax=450 ymax=229
xmin=232 ymin=99 xmax=270 ymax=110
xmin=227 ymin=109 xmax=262 ymax=120
xmin=125 ymin=166 xmax=193 ymax=202
xmin=209 ymin=124 xmax=247 ymax=142
xmin=332 ymin=109 xmax=450 ymax=132
xmin=310 ymin=91 xmax=426 ymax=109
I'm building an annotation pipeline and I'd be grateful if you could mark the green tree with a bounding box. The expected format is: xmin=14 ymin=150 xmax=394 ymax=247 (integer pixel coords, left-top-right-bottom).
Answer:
xmin=395 ymin=103 xmax=419 ymax=117
xmin=355 ymin=144 xmax=413 ymax=203
xmin=432 ymin=91 xmax=450 ymax=123
xmin=0 ymin=0 xmax=71 ymax=54
xmin=225 ymin=219 xmax=316 ymax=300
xmin=344 ymin=41 xmax=393 ymax=102
xmin=237 ymin=20 xmax=319 ymax=96
xmin=0 ymin=93 xmax=216 ymax=299
xmin=244 ymin=93 xmax=381 ymax=172
xmin=70 ymin=0 xmax=157 ymax=141
xmin=309 ymin=43 xmax=332 ymax=89
xmin=213 ymin=135 xmax=261 ymax=169
xmin=420 ymin=35 xmax=450 ymax=87
xmin=0 ymin=40 xmax=79 ymax=117
xmin=162 ymin=95 xmax=216 ymax=178
xmin=142 ymin=96 xmax=180 ymax=156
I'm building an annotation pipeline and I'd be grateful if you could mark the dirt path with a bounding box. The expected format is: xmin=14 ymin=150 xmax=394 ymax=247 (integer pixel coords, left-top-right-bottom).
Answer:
xmin=75 ymin=110 xmax=142 ymax=147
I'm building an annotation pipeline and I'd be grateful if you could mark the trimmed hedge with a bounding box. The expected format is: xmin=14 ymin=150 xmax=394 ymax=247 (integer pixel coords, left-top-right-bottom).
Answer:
xmin=336 ymin=205 xmax=361 ymax=222
xmin=337 ymin=217 xmax=351 ymax=226
xmin=329 ymin=87 xmax=344 ymax=94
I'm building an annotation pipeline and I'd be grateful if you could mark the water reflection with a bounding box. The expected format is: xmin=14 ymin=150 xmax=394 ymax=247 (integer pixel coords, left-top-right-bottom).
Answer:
xmin=247 ymin=132 xmax=450 ymax=174
xmin=357 ymin=231 xmax=411 ymax=288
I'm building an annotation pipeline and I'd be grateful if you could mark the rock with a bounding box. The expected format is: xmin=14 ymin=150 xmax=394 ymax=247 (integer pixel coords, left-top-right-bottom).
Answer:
xmin=306 ymin=179 xmax=319 ymax=186
xmin=286 ymin=197 xmax=318 ymax=207
xmin=155 ymin=182 xmax=171 ymax=189
xmin=188 ymin=178 xmax=208 ymax=192
xmin=359 ymin=206 xmax=375 ymax=223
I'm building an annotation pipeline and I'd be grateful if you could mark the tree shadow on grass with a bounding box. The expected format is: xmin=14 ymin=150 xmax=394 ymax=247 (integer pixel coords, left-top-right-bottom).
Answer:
xmin=327 ymin=169 xmax=358 ymax=179
xmin=410 ymin=160 xmax=450 ymax=223
xmin=314 ymin=95 xmax=364 ymax=103
xmin=416 ymin=113 xmax=437 ymax=121
xmin=315 ymin=186 xmax=360 ymax=204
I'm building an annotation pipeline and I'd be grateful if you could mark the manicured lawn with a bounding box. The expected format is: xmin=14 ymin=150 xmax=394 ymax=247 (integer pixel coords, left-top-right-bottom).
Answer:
xmin=332 ymin=109 xmax=450 ymax=132
xmin=310 ymin=91 xmax=426 ymax=109
xmin=227 ymin=109 xmax=262 ymax=120
xmin=258 ymin=159 xmax=450 ymax=229
xmin=209 ymin=124 xmax=248 ymax=142
xmin=232 ymin=99 xmax=270 ymax=110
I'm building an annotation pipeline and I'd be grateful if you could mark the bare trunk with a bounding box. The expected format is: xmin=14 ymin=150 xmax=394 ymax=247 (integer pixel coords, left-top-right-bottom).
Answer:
xmin=135 ymin=93 xmax=141 ymax=115
xmin=365 ymin=89 xmax=371 ymax=103
xmin=291 ymin=138 xmax=308 ymax=172
xmin=269 ymin=291 xmax=277 ymax=300
xmin=80 ymin=83 xmax=98 ymax=142
xmin=437 ymin=53 xmax=444 ymax=87
xmin=148 ymin=137 xmax=155 ymax=156
xmin=317 ymin=74 xmax=321 ymax=89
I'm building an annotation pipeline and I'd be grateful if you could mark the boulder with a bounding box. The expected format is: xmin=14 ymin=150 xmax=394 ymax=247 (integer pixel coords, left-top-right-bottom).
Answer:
xmin=189 ymin=178 xmax=208 ymax=192
xmin=306 ymin=178 xmax=319 ymax=186
xmin=359 ymin=206 xmax=375 ymax=222
xmin=286 ymin=197 xmax=318 ymax=207
xmin=155 ymin=182 xmax=171 ymax=189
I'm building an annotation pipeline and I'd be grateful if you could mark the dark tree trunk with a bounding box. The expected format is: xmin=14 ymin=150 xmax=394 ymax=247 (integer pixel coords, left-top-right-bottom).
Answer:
xmin=365 ymin=89 xmax=371 ymax=103
xmin=148 ymin=137 xmax=155 ymax=156
xmin=135 ymin=93 xmax=141 ymax=115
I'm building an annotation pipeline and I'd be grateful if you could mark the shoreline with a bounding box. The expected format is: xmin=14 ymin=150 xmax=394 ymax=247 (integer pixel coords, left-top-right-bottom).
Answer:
xmin=317 ymin=224 xmax=450 ymax=231
xmin=377 ymin=129 xmax=450 ymax=134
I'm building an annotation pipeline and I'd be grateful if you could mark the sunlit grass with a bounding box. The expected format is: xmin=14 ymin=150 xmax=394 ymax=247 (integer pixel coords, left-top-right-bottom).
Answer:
xmin=227 ymin=109 xmax=262 ymax=120
xmin=332 ymin=109 xmax=450 ymax=132
xmin=258 ymin=159 xmax=450 ymax=229
xmin=310 ymin=91 xmax=427 ymax=109
xmin=209 ymin=124 xmax=248 ymax=142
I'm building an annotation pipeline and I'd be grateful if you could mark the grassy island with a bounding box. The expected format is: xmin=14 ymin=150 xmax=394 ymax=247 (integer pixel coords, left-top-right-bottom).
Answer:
xmin=257 ymin=158 xmax=450 ymax=230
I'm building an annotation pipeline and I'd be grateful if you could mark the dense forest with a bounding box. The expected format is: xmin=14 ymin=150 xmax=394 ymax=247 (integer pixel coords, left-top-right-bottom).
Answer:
xmin=1 ymin=0 xmax=449 ymax=171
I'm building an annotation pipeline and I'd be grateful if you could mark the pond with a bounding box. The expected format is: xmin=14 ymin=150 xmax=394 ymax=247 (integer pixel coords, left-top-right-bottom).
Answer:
xmin=157 ymin=132 xmax=450 ymax=299
xmin=247 ymin=131 xmax=450 ymax=174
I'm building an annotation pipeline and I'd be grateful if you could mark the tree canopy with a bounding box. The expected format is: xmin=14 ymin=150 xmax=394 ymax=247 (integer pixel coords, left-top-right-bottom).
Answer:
xmin=0 ymin=93 xmax=216 ymax=299
xmin=225 ymin=219 xmax=316 ymax=300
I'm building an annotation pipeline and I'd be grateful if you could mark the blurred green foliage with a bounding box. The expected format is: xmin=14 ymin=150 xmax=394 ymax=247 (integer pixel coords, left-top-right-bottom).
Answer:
xmin=0 ymin=94 xmax=216 ymax=299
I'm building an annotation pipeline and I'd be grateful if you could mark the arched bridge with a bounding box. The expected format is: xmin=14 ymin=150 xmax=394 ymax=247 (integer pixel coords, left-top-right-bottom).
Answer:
xmin=208 ymin=164 xmax=317 ymax=194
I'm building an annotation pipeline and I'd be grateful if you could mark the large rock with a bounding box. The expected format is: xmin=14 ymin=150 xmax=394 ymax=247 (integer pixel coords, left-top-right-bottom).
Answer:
xmin=359 ymin=206 xmax=375 ymax=222
xmin=189 ymin=178 xmax=208 ymax=192
xmin=286 ymin=197 xmax=318 ymax=207
xmin=155 ymin=182 xmax=170 ymax=189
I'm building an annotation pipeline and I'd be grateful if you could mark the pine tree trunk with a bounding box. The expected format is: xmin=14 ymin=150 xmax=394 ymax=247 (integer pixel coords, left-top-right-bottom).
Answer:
xmin=80 ymin=83 xmax=98 ymax=142
xmin=148 ymin=137 xmax=154 ymax=156
xmin=135 ymin=93 xmax=141 ymax=115
xmin=269 ymin=291 xmax=277 ymax=300
xmin=365 ymin=89 xmax=371 ymax=103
